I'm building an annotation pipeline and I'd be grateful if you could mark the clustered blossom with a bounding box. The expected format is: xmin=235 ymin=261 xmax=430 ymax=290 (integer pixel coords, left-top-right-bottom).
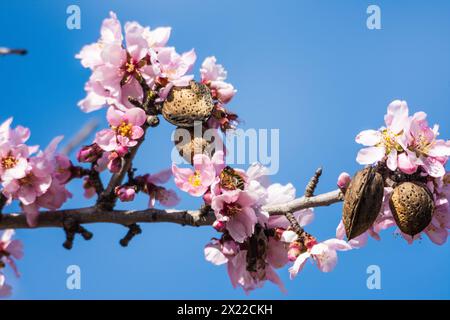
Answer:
xmin=0 ymin=230 xmax=23 ymax=297
xmin=0 ymin=118 xmax=72 ymax=227
xmin=173 ymin=152 xmax=354 ymax=293
xmin=341 ymin=100 xmax=450 ymax=246
xmin=76 ymin=11 xmax=194 ymax=112
xmin=356 ymin=100 xmax=450 ymax=177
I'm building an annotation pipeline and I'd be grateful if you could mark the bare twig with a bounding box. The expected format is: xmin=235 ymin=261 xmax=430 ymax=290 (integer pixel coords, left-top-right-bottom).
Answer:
xmin=119 ymin=223 xmax=142 ymax=247
xmin=0 ymin=194 xmax=6 ymax=213
xmin=88 ymin=164 xmax=104 ymax=196
xmin=60 ymin=119 xmax=99 ymax=156
xmin=305 ymin=167 xmax=322 ymax=197
xmin=0 ymin=194 xmax=7 ymax=221
xmin=0 ymin=47 xmax=27 ymax=56
xmin=0 ymin=189 xmax=344 ymax=230
xmin=262 ymin=189 xmax=344 ymax=215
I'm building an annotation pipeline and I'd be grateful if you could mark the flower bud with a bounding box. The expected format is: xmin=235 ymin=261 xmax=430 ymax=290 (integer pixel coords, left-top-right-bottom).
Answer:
xmin=82 ymin=177 xmax=96 ymax=199
xmin=115 ymin=186 xmax=136 ymax=202
xmin=107 ymin=152 xmax=122 ymax=173
xmin=213 ymin=220 xmax=226 ymax=232
xmin=210 ymin=81 xmax=236 ymax=104
xmin=287 ymin=242 xmax=302 ymax=262
xmin=77 ymin=143 xmax=103 ymax=163
xmin=116 ymin=145 xmax=129 ymax=157
xmin=337 ymin=172 xmax=351 ymax=190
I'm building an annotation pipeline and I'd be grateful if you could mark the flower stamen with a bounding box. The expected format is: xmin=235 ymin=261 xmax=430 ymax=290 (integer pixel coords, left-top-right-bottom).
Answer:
xmin=188 ymin=171 xmax=202 ymax=187
xmin=1 ymin=155 xmax=18 ymax=169
xmin=116 ymin=122 xmax=133 ymax=138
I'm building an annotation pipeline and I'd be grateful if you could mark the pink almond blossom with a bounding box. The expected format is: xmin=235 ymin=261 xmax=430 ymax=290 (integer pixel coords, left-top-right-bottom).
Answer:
xmin=2 ymin=137 xmax=72 ymax=227
xmin=288 ymin=238 xmax=352 ymax=279
xmin=172 ymin=153 xmax=218 ymax=197
xmin=200 ymin=56 xmax=236 ymax=104
xmin=0 ymin=117 xmax=31 ymax=146
xmin=151 ymin=47 xmax=197 ymax=100
xmin=402 ymin=111 xmax=450 ymax=177
xmin=356 ymin=100 xmax=410 ymax=172
xmin=227 ymin=250 xmax=286 ymax=294
xmin=95 ymin=107 xmax=146 ymax=152
xmin=77 ymin=12 xmax=156 ymax=112
xmin=211 ymin=189 xmax=258 ymax=243
xmin=204 ymin=237 xmax=286 ymax=294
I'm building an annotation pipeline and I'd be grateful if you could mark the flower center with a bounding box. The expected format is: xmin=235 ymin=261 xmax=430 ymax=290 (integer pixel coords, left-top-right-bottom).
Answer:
xmin=1 ymin=155 xmax=18 ymax=169
xmin=116 ymin=122 xmax=133 ymax=137
xmin=411 ymin=134 xmax=432 ymax=156
xmin=188 ymin=171 xmax=202 ymax=187
xmin=125 ymin=61 xmax=135 ymax=74
xmin=380 ymin=129 xmax=403 ymax=154
xmin=222 ymin=203 xmax=242 ymax=217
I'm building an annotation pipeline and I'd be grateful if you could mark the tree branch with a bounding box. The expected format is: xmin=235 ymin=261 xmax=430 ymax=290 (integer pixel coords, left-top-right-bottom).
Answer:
xmin=60 ymin=119 xmax=99 ymax=156
xmin=0 ymin=47 xmax=27 ymax=55
xmin=0 ymin=189 xmax=344 ymax=230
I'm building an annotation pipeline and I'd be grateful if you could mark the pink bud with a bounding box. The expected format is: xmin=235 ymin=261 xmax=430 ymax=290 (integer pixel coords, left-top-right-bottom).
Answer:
xmin=213 ymin=220 xmax=226 ymax=232
xmin=287 ymin=242 xmax=302 ymax=262
xmin=210 ymin=81 xmax=236 ymax=104
xmin=216 ymin=84 xmax=236 ymax=104
xmin=77 ymin=143 xmax=103 ymax=163
xmin=115 ymin=186 xmax=136 ymax=202
xmin=82 ymin=177 xmax=96 ymax=199
xmin=337 ymin=172 xmax=351 ymax=189
xmin=107 ymin=153 xmax=122 ymax=173
xmin=116 ymin=145 xmax=129 ymax=157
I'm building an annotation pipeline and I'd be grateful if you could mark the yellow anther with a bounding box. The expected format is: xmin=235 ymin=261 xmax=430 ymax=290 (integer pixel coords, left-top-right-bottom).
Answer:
xmin=117 ymin=122 xmax=133 ymax=137
xmin=1 ymin=155 xmax=18 ymax=169
xmin=188 ymin=171 xmax=202 ymax=187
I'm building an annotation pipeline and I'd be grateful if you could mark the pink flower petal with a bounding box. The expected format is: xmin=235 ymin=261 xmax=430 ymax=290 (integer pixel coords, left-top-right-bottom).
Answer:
xmin=355 ymin=130 xmax=382 ymax=146
xmin=356 ymin=146 xmax=385 ymax=165
xmin=125 ymin=107 xmax=147 ymax=126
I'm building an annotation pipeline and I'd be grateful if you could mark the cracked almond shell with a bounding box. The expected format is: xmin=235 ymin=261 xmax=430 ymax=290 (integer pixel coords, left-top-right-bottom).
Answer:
xmin=389 ymin=182 xmax=434 ymax=236
xmin=342 ymin=167 xmax=384 ymax=240
xmin=162 ymin=81 xmax=214 ymax=127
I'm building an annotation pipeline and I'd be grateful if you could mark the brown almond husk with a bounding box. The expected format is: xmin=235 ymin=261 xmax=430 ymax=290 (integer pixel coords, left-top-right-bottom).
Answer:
xmin=162 ymin=81 xmax=214 ymax=127
xmin=342 ymin=167 xmax=384 ymax=240
xmin=173 ymin=126 xmax=217 ymax=164
xmin=389 ymin=182 xmax=434 ymax=236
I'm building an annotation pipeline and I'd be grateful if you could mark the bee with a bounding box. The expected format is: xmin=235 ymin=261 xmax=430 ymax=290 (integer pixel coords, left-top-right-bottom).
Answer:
xmin=219 ymin=166 xmax=245 ymax=190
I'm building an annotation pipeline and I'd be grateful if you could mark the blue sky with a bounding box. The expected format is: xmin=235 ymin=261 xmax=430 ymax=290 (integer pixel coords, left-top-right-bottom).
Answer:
xmin=1 ymin=0 xmax=449 ymax=299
